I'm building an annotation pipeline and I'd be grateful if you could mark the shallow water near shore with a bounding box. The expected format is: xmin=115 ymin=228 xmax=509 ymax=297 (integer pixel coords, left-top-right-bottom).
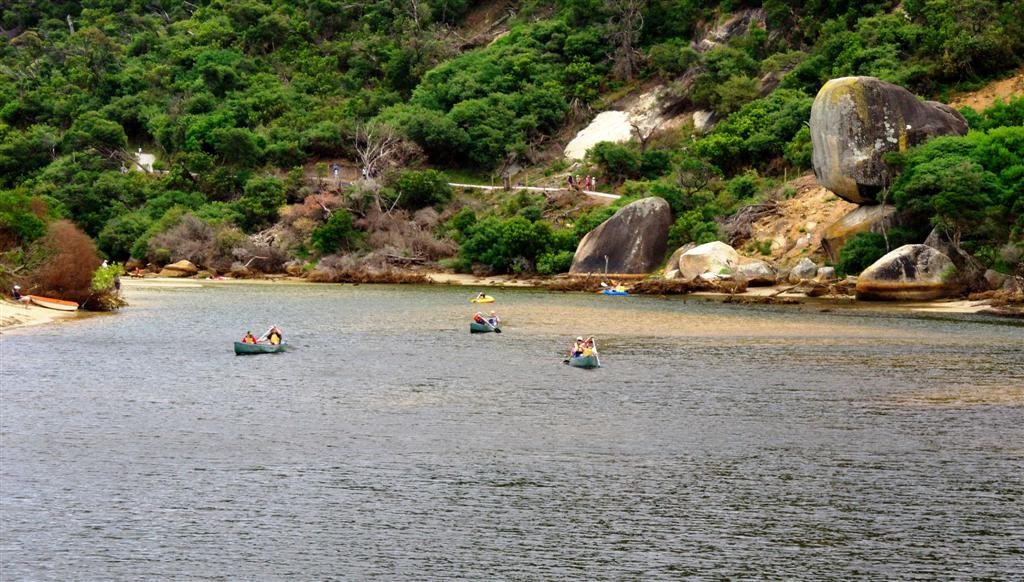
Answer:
xmin=2 ymin=282 xmax=1022 ymax=579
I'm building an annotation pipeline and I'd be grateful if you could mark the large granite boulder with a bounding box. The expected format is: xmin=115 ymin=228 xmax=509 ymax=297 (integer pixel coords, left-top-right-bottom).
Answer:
xmin=856 ymin=244 xmax=956 ymax=300
xmin=788 ymin=258 xmax=818 ymax=283
xmin=810 ymin=77 xmax=968 ymax=204
xmin=159 ymin=260 xmax=198 ymax=277
xmin=663 ymin=243 xmax=698 ymax=278
xmin=569 ymin=197 xmax=672 ymax=274
xmin=737 ymin=259 xmax=777 ymax=286
xmin=678 ymin=241 xmax=740 ymax=281
xmin=821 ymin=204 xmax=898 ymax=262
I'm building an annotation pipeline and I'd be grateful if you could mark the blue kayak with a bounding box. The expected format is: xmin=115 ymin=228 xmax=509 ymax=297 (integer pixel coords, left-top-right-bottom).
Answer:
xmin=602 ymin=289 xmax=629 ymax=296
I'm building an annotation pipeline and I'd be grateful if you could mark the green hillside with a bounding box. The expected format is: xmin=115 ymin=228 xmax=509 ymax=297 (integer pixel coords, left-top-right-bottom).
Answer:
xmin=2 ymin=0 xmax=1022 ymax=301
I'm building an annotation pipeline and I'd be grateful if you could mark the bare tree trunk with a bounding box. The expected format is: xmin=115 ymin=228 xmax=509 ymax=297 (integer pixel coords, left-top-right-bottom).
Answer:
xmin=606 ymin=0 xmax=645 ymax=81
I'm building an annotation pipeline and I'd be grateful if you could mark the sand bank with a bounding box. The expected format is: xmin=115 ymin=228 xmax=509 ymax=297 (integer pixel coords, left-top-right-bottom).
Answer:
xmin=0 ymin=299 xmax=78 ymax=332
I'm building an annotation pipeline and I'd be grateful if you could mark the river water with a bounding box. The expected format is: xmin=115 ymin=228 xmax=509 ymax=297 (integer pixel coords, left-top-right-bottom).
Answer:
xmin=1 ymin=281 xmax=1022 ymax=580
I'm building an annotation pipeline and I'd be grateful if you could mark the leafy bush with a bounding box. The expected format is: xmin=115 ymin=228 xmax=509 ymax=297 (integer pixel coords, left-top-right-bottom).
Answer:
xmin=98 ymin=211 xmax=152 ymax=261
xmin=648 ymin=40 xmax=699 ymax=77
xmin=667 ymin=209 xmax=720 ymax=249
xmin=459 ymin=216 xmax=554 ymax=273
xmin=236 ymin=176 xmax=286 ymax=232
xmin=394 ymin=169 xmax=452 ymax=209
xmin=537 ymin=250 xmax=575 ymax=275
xmin=835 ymin=232 xmax=888 ymax=276
xmin=310 ymin=209 xmax=361 ymax=255
xmin=692 ymin=89 xmax=813 ymax=171
xmin=91 ymin=262 xmax=124 ymax=293
xmin=0 ymin=190 xmax=47 ymax=249
xmin=587 ymin=141 xmax=640 ymax=184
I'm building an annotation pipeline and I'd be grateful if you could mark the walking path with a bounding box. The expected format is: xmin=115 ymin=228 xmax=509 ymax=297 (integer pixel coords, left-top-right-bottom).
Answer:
xmin=448 ymin=183 xmax=621 ymax=200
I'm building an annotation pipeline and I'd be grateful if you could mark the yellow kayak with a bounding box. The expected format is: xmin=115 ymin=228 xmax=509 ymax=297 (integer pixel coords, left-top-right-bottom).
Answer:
xmin=470 ymin=295 xmax=495 ymax=303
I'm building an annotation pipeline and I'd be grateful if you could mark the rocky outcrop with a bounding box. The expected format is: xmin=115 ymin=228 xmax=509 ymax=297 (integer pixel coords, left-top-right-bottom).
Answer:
xmin=159 ymin=260 xmax=198 ymax=277
xmin=570 ymin=197 xmax=672 ymax=274
xmin=678 ymin=241 xmax=740 ymax=280
xmin=737 ymin=259 xmax=777 ymax=286
xmin=663 ymin=243 xmax=698 ymax=278
xmin=810 ymin=77 xmax=968 ymax=204
xmin=821 ymin=204 xmax=898 ymax=262
xmin=788 ymin=258 xmax=818 ymax=282
xmin=856 ymin=244 xmax=957 ymax=300
xmin=815 ymin=266 xmax=836 ymax=282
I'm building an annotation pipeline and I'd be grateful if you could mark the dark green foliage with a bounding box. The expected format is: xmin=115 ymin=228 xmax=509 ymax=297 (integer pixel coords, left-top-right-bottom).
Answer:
xmin=639 ymin=150 xmax=672 ymax=180
xmin=959 ymin=96 xmax=1024 ymax=133
xmin=537 ymin=250 xmax=575 ymax=275
xmin=236 ymin=176 xmax=286 ymax=232
xmin=587 ymin=142 xmax=640 ymax=184
xmin=693 ymin=89 xmax=813 ymax=172
xmin=648 ymin=40 xmax=699 ymax=78
xmin=311 ymin=209 xmax=361 ymax=255
xmin=667 ymin=209 xmax=720 ymax=249
xmin=445 ymin=207 xmax=477 ymax=242
xmin=458 ymin=216 xmax=555 ymax=273
xmin=63 ymin=112 xmax=128 ymax=155
xmin=97 ymin=211 xmax=152 ymax=261
xmin=0 ymin=190 xmax=47 ymax=248
xmin=394 ymin=169 xmax=452 ymax=209
xmin=890 ymin=127 xmax=1023 ymax=256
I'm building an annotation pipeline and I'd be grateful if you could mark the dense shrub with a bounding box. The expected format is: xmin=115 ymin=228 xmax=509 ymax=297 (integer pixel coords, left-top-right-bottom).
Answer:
xmin=147 ymin=214 xmax=217 ymax=267
xmin=458 ymin=216 xmax=554 ymax=273
xmin=692 ymin=89 xmax=813 ymax=172
xmin=310 ymin=209 xmax=361 ymax=255
xmin=889 ymin=127 xmax=1023 ymax=258
xmin=587 ymin=142 xmax=640 ymax=184
xmin=667 ymin=209 xmax=721 ymax=249
xmin=97 ymin=211 xmax=152 ymax=261
xmin=25 ymin=220 xmax=102 ymax=303
xmin=394 ymin=169 xmax=452 ymax=209
xmin=0 ymin=190 xmax=47 ymax=250
xmin=236 ymin=176 xmax=286 ymax=232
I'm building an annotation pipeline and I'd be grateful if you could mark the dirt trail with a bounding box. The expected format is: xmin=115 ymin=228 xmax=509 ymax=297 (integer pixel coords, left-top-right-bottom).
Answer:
xmin=949 ymin=68 xmax=1024 ymax=110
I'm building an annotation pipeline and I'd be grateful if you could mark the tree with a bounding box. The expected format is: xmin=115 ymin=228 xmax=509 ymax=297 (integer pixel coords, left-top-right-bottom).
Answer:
xmin=394 ymin=169 xmax=452 ymax=209
xmin=605 ymin=0 xmax=646 ymax=81
xmin=236 ymin=176 xmax=286 ymax=232
xmin=310 ymin=209 xmax=361 ymax=255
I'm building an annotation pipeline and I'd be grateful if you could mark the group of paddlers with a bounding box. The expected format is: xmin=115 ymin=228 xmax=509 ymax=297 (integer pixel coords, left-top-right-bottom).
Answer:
xmin=569 ymin=336 xmax=597 ymax=358
xmin=472 ymin=311 xmax=500 ymax=328
xmin=567 ymin=174 xmax=597 ymax=191
xmin=241 ymin=326 xmax=283 ymax=345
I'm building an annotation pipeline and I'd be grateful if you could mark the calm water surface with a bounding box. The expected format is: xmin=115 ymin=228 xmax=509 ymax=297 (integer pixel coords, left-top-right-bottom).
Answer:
xmin=2 ymin=281 xmax=1022 ymax=579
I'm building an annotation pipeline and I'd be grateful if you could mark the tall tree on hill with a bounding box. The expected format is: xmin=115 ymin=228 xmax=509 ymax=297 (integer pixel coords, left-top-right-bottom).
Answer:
xmin=606 ymin=0 xmax=646 ymax=81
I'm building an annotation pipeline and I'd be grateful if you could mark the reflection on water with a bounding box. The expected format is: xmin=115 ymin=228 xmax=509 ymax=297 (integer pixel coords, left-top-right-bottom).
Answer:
xmin=2 ymin=282 xmax=1022 ymax=579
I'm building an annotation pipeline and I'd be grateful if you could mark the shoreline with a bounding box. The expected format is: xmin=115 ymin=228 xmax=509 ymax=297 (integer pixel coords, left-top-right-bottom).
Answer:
xmin=0 ymin=299 xmax=80 ymax=332
xmin=2 ymin=274 xmax=1016 ymax=334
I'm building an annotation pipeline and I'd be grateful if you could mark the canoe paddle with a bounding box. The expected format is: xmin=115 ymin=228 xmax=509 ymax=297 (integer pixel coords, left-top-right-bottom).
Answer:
xmin=486 ymin=319 xmax=501 ymax=333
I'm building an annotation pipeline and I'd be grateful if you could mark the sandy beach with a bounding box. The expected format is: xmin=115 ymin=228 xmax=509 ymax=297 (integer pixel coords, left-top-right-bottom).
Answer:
xmin=0 ymin=299 xmax=79 ymax=331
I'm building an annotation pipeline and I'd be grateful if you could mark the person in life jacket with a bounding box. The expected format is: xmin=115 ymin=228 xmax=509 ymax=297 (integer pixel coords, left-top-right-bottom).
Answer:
xmin=241 ymin=331 xmax=257 ymax=344
xmin=267 ymin=326 xmax=282 ymax=345
xmin=570 ymin=336 xmax=585 ymax=358
xmin=473 ymin=312 xmax=486 ymax=324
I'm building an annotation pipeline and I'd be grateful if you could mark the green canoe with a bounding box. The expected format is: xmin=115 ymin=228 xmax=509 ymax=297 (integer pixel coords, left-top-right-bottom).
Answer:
xmin=234 ymin=341 xmax=286 ymax=355
xmin=566 ymin=354 xmax=600 ymax=368
xmin=470 ymin=321 xmax=501 ymax=333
